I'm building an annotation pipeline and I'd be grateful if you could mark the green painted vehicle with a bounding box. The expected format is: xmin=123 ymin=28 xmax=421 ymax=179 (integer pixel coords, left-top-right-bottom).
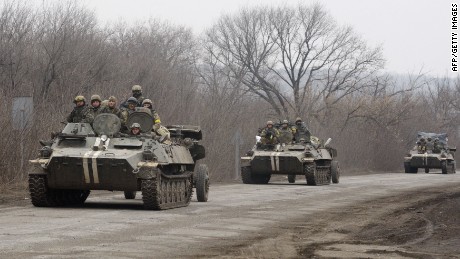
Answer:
xmin=404 ymin=132 xmax=456 ymax=174
xmin=240 ymin=137 xmax=340 ymax=186
xmin=28 ymin=111 xmax=209 ymax=210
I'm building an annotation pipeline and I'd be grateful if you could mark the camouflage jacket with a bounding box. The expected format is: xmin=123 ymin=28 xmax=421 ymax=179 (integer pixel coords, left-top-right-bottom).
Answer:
xmin=293 ymin=122 xmax=311 ymax=142
xmin=90 ymin=106 xmax=106 ymax=118
xmin=102 ymin=106 xmax=122 ymax=119
xmin=260 ymin=127 xmax=280 ymax=140
xmin=278 ymin=127 xmax=293 ymax=144
xmin=66 ymin=105 xmax=94 ymax=124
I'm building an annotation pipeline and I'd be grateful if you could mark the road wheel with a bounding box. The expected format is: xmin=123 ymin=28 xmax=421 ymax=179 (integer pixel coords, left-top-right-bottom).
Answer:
xmin=194 ymin=164 xmax=209 ymax=202
xmin=124 ymin=191 xmax=136 ymax=199
xmin=425 ymin=168 xmax=429 ymax=174
xmin=447 ymin=161 xmax=456 ymax=174
xmin=441 ymin=161 xmax=448 ymax=174
xmin=331 ymin=161 xmax=340 ymax=184
xmin=28 ymin=174 xmax=58 ymax=207
xmin=141 ymin=178 xmax=160 ymax=210
xmin=288 ymin=174 xmax=296 ymax=183
xmin=305 ymin=164 xmax=317 ymax=186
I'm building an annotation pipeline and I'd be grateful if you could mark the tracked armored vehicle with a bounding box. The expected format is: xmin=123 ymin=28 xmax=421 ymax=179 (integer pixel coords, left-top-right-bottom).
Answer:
xmin=404 ymin=132 xmax=456 ymax=174
xmin=241 ymin=136 xmax=340 ymax=186
xmin=28 ymin=111 xmax=209 ymax=210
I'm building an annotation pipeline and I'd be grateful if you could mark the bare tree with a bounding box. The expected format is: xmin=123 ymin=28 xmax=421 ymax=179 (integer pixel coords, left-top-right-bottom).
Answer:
xmin=204 ymin=4 xmax=384 ymax=119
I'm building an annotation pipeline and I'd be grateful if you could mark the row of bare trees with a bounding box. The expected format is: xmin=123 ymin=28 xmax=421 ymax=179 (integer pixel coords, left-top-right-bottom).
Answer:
xmin=1 ymin=1 xmax=459 ymax=184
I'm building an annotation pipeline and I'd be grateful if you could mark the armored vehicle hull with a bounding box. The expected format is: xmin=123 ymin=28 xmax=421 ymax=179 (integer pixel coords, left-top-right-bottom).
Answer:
xmin=241 ymin=141 xmax=340 ymax=185
xmin=29 ymin=113 xmax=209 ymax=210
xmin=404 ymin=132 xmax=456 ymax=174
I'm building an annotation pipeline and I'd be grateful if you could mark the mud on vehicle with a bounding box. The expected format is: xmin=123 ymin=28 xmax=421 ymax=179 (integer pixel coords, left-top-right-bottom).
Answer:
xmin=241 ymin=133 xmax=340 ymax=186
xmin=404 ymin=132 xmax=456 ymax=174
xmin=28 ymin=110 xmax=209 ymax=210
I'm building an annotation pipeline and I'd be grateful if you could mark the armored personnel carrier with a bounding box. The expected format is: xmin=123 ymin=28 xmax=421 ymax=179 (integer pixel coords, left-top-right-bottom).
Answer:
xmin=241 ymin=130 xmax=340 ymax=185
xmin=28 ymin=111 xmax=209 ymax=210
xmin=404 ymin=132 xmax=456 ymax=174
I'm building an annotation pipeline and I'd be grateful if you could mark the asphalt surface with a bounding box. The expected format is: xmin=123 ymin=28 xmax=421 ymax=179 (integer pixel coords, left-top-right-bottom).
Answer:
xmin=0 ymin=172 xmax=459 ymax=258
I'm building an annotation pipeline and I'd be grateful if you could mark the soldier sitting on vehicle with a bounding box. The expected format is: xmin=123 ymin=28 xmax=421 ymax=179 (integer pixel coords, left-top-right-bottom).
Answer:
xmin=426 ymin=137 xmax=434 ymax=153
xmin=292 ymin=117 xmax=311 ymax=143
xmin=260 ymin=121 xmax=280 ymax=145
xmin=66 ymin=95 xmax=94 ymax=124
xmin=129 ymin=123 xmax=142 ymax=136
xmin=417 ymin=138 xmax=427 ymax=154
xmin=89 ymin=94 xmax=105 ymax=117
xmin=433 ymin=138 xmax=442 ymax=153
xmin=120 ymin=97 xmax=138 ymax=132
xmin=102 ymin=96 xmax=123 ymax=119
xmin=120 ymin=85 xmax=146 ymax=109
xmin=141 ymin=99 xmax=171 ymax=144
xmin=278 ymin=120 xmax=293 ymax=144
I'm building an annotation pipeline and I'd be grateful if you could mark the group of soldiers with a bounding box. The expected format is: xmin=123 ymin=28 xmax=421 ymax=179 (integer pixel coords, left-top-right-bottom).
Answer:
xmin=416 ymin=137 xmax=443 ymax=154
xmin=259 ymin=117 xmax=311 ymax=145
xmin=66 ymin=85 xmax=164 ymax=137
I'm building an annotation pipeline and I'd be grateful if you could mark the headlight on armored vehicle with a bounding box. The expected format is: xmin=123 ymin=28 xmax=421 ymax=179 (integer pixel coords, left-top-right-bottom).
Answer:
xmin=142 ymin=150 xmax=155 ymax=161
xmin=39 ymin=146 xmax=52 ymax=158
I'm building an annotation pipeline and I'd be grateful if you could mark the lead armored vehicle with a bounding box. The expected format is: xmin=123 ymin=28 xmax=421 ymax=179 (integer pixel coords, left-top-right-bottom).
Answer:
xmin=241 ymin=124 xmax=340 ymax=185
xmin=404 ymin=132 xmax=456 ymax=174
xmin=29 ymin=111 xmax=209 ymax=210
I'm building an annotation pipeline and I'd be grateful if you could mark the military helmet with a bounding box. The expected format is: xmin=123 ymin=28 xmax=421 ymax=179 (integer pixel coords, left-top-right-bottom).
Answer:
xmin=282 ymin=119 xmax=289 ymax=124
xmin=132 ymin=85 xmax=142 ymax=91
xmin=295 ymin=117 xmax=302 ymax=122
xmin=108 ymin=96 xmax=117 ymax=102
xmin=127 ymin=97 xmax=138 ymax=105
xmin=267 ymin=120 xmax=273 ymax=125
xmin=130 ymin=123 xmax=141 ymax=129
xmin=90 ymin=94 xmax=102 ymax=102
xmin=142 ymin=99 xmax=152 ymax=105
xmin=74 ymin=95 xmax=86 ymax=103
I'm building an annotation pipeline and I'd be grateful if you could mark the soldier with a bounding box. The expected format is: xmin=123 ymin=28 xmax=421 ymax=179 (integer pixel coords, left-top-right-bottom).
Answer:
xmin=278 ymin=119 xmax=293 ymax=144
xmin=66 ymin=95 xmax=94 ymax=124
xmin=141 ymin=99 xmax=171 ymax=143
xmin=417 ymin=138 xmax=427 ymax=154
xmin=102 ymin=96 xmax=122 ymax=119
xmin=260 ymin=121 xmax=280 ymax=145
xmin=129 ymin=123 xmax=142 ymax=136
xmin=121 ymin=97 xmax=138 ymax=131
xmin=433 ymin=138 xmax=442 ymax=153
xmin=89 ymin=94 xmax=105 ymax=117
xmin=142 ymin=99 xmax=161 ymax=125
xmin=293 ymin=117 xmax=311 ymax=143
xmin=120 ymin=85 xmax=146 ymax=108
xmin=426 ymin=137 xmax=434 ymax=152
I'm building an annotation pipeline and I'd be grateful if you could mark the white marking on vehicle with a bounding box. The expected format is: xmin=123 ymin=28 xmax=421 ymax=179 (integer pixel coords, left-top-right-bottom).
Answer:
xmin=275 ymin=152 xmax=280 ymax=172
xmin=270 ymin=152 xmax=276 ymax=171
xmin=83 ymin=151 xmax=93 ymax=183
xmin=92 ymin=151 xmax=102 ymax=184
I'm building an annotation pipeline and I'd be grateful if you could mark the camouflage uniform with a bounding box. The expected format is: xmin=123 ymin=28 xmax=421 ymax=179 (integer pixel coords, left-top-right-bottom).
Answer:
xmin=293 ymin=117 xmax=311 ymax=143
xmin=120 ymin=97 xmax=138 ymax=132
xmin=67 ymin=104 xmax=94 ymax=124
xmin=101 ymin=96 xmax=122 ymax=119
xmin=260 ymin=121 xmax=280 ymax=145
xmin=278 ymin=120 xmax=293 ymax=144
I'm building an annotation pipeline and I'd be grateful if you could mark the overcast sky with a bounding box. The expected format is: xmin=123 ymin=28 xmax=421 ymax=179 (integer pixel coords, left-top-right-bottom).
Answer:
xmin=82 ymin=0 xmax=449 ymax=77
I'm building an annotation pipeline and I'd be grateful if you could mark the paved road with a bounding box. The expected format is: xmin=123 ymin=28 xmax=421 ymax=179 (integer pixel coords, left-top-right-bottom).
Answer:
xmin=0 ymin=173 xmax=459 ymax=258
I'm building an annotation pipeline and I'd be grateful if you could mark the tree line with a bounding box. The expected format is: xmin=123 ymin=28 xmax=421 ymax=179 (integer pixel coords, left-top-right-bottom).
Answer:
xmin=0 ymin=1 xmax=458 ymax=184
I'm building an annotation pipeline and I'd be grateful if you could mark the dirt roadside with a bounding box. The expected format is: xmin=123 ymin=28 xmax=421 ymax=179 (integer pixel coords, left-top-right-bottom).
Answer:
xmin=200 ymin=184 xmax=460 ymax=259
